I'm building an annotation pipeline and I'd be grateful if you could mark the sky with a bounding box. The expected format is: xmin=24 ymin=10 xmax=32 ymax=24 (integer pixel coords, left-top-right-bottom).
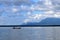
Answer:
xmin=0 ymin=0 xmax=60 ymax=25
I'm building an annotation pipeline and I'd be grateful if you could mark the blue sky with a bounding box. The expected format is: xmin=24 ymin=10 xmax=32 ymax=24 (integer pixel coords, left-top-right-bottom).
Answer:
xmin=0 ymin=0 xmax=59 ymax=25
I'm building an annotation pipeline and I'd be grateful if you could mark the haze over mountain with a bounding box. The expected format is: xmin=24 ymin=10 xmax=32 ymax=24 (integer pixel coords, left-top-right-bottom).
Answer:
xmin=23 ymin=18 xmax=60 ymax=25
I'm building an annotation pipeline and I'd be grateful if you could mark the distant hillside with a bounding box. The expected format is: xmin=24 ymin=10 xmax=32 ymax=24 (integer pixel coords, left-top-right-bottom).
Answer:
xmin=23 ymin=18 xmax=60 ymax=25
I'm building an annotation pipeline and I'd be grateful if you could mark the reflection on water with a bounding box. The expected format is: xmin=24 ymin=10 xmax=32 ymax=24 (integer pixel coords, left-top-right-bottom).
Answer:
xmin=0 ymin=27 xmax=60 ymax=40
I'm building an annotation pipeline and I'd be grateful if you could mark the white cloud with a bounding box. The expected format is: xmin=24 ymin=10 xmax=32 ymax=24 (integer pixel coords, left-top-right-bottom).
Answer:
xmin=23 ymin=19 xmax=30 ymax=23
xmin=45 ymin=0 xmax=52 ymax=5
xmin=53 ymin=14 xmax=60 ymax=18
xmin=27 ymin=12 xmax=31 ymax=15
xmin=33 ymin=14 xmax=42 ymax=19
xmin=23 ymin=14 xmax=47 ymax=23
xmin=45 ymin=11 xmax=54 ymax=14
xmin=30 ymin=5 xmax=35 ymax=11
xmin=12 ymin=8 xmax=18 ymax=13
